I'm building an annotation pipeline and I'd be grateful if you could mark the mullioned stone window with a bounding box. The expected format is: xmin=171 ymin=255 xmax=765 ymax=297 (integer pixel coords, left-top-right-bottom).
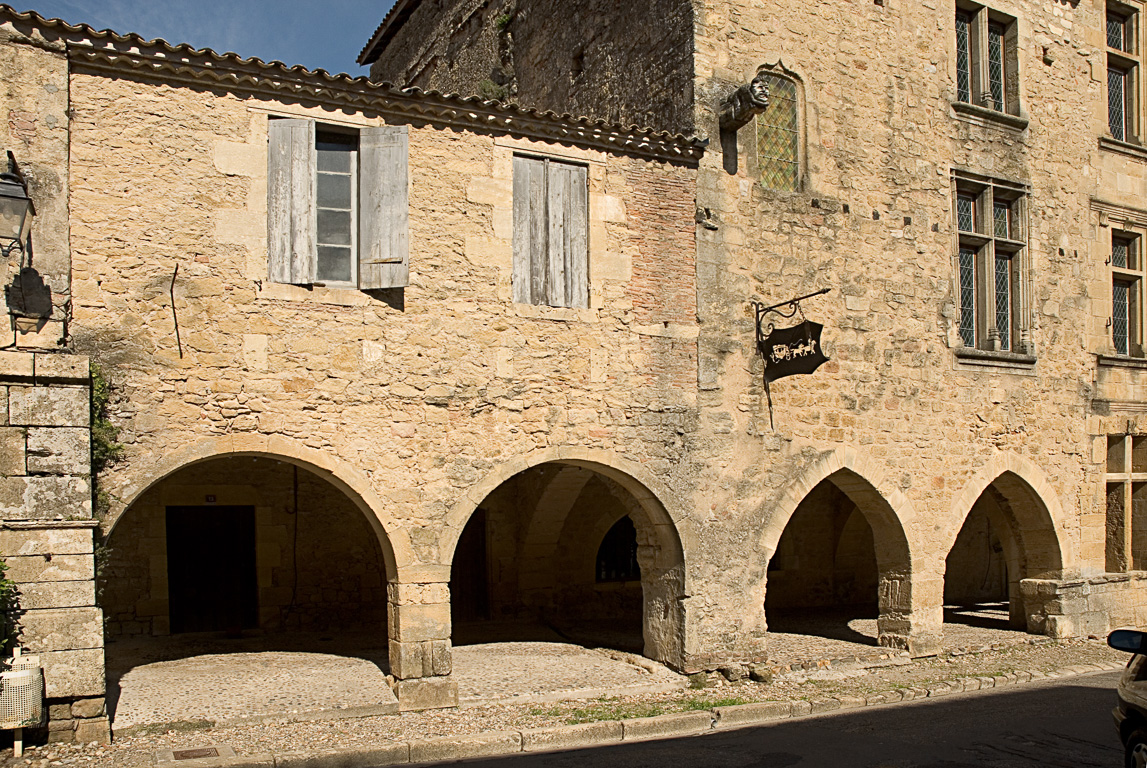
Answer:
xmin=954 ymin=2 xmax=1020 ymax=117
xmin=953 ymin=171 xmax=1031 ymax=354
xmin=1106 ymin=434 xmax=1147 ymax=571
xmin=1107 ymin=1 xmax=1142 ymax=143
xmin=755 ymin=70 xmax=800 ymax=192
xmin=1112 ymin=232 xmax=1144 ymax=356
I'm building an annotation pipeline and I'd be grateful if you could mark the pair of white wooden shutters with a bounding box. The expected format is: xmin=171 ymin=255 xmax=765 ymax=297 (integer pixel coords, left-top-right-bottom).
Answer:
xmin=267 ymin=119 xmax=409 ymax=289
xmin=512 ymin=155 xmax=589 ymax=308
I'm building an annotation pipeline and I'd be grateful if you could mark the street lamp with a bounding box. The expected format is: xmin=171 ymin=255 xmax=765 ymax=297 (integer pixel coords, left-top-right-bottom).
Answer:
xmin=0 ymin=152 xmax=33 ymax=259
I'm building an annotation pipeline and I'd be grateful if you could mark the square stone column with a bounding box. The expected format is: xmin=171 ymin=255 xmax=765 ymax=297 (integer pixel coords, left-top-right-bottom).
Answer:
xmin=387 ymin=577 xmax=458 ymax=711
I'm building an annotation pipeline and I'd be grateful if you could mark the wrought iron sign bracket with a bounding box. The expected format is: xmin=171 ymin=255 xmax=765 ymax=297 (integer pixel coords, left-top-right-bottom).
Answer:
xmin=751 ymin=287 xmax=831 ymax=429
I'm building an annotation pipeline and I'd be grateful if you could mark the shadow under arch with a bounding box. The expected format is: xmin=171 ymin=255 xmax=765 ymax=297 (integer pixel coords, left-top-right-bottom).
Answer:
xmin=759 ymin=447 xmax=925 ymax=651
xmin=946 ymin=453 xmax=1070 ymax=578
xmin=945 ymin=454 xmax=1070 ymax=630
xmin=445 ymin=448 xmax=688 ymax=669
xmin=105 ymin=436 xmax=414 ymax=582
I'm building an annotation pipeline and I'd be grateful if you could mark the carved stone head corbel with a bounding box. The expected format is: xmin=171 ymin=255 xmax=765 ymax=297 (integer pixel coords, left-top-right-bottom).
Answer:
xmin=719 ymin=73 xmax=770 ymax=132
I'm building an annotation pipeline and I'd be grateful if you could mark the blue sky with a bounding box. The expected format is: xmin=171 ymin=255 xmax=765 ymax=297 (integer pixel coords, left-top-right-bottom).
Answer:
xmin=13 ymin=1 xmax=399 ymax=76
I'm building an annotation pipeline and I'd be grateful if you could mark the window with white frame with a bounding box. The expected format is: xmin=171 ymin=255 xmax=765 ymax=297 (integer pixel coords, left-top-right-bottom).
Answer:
xmin=955 ymin=3 xmax=1020 ymax=116
xmin=512 ymin=154 xmax=589 ymax=308
xmin=267 ymin=118 xmax=409 ymax=289
xmin=1108 ymin=1 xmax=1141 ymax=143
xmin=954 ymin=173 xmax=1029 ymax=353
xmin=1112 ymin=231 xmax=1145 ymax=356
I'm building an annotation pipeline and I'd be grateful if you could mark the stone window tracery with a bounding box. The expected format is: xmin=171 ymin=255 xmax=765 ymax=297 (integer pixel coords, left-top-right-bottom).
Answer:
xmin=1107 ymin=1 xmax=1141 ymax=143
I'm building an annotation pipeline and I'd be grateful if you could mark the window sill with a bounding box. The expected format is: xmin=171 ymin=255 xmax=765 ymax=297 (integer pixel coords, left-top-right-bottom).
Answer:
xmin=512 ymin=302 xmax=599 ymax=323
xmin=1099 ymin=136 xmax=1147 ymax=162
xmin=951 ymin=101 xmax=1029 ymax=132
xmin=1097 ymin=354 xmax=1147 ymax=370
xmin=954 ymin=346 xmax=1036 ymax=370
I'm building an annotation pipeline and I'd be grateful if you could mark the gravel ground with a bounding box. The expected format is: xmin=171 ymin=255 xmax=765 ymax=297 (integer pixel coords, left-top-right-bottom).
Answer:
xmin=0 ymin=637 xmax=1126 ymax=768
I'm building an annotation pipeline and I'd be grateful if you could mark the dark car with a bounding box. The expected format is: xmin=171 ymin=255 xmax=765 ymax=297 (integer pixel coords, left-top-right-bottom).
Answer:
xmin=1110 ymin=629 xmax=1147 ymax=767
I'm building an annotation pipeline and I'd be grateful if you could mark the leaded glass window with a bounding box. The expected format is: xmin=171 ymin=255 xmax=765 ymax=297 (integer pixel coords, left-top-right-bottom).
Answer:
xmin=756 ymin=73 xmax=799 ymax=191
xmin=959 ymin=247 xmax=977 ymax=347
xmin=988 ymin=24 xmax=1006 ymax=110
xmin=994 ymin=254 xmax=1012 ymax=350
xmin=958 ymin=195 xmax=976 ymax=232
xmin=1110 ymin=13 xmax=1129 ymax=51
xmin=1112 ymin=234 xmax=1143 ymax=357
xmin=993 ymin=200 xmax=1010 ymax=239
xmin=1115 ymin=281 xmax=1131 ymax=355
xmin=1111 ymin=67 xmax=1129 ymax=141
xmin=956 ymin=14 xmax=972 ymax=103
xmin=954 ymin=175 xmax=1027 ymax=354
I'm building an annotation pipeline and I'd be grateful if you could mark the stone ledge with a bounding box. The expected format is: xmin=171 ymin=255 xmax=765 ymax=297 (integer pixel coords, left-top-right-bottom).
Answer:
xmin=954 ymin=346 xmax=1037 ymax=370
xmin=950 ymin=100 xmax=1029 ymax=131
xmin=1100 ymin=135 xmax=1147 ymax=162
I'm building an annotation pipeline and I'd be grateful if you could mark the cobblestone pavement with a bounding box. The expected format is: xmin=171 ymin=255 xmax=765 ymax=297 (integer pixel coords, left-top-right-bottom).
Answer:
xmin=108 ymin=637 xmax=683 ymax=732
xmin=453 ymin=643 xmax=684 ymax=705
xmin=112 ymin=652 xmax=397 ymax=731
xmin=766 ymin=603 xmax=1028 ymax=663
xmin=8 ymin=637 xmax=1126 ymax=768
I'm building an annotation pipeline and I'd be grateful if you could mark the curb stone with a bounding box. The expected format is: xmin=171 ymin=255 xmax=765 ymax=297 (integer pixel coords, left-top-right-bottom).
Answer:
xmin=151 ymin=661 xmax=1126 ymax=768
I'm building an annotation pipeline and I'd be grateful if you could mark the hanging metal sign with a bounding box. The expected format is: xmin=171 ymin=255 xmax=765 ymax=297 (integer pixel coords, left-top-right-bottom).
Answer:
xmin=752 ymin=287 xmax=831 ymax=428
xmin=760 ymin=320 xmax=828 ymax=382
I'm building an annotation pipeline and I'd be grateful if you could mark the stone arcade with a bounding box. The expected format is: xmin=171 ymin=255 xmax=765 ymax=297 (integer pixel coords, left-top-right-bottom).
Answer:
xmin=0 ymin=0 xmax=1144 ymax=743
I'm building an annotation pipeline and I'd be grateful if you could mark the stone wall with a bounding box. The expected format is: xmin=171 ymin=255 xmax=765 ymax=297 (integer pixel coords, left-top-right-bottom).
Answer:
xmin=365 ymin=0 xmax=696 ymax=134
xmin=1023 ymin=572 xmax=1147 ymax=638
xmin=0 ymin=351 xmax=106 ymax=743
xmin=0 ymin=21 xmax=71 ymax=348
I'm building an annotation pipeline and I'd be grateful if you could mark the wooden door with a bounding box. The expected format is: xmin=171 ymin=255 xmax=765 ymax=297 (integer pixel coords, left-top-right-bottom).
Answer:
xmin=166 ymin=505 xmax=258 ymax=634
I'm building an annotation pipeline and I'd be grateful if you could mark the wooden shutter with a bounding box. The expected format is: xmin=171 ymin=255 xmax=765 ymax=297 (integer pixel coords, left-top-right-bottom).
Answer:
xmin=513 ymin=155 xmax=548 ymax=304
xmin=267 ymin=118 xmax=317 ymax=284
xmin=551 ymin=162 xmax=588 ymax=309
xmin=359 ymin=125 xmax=410 ymax=289
xmin=512 ymin=156 xmax=588 ymax=307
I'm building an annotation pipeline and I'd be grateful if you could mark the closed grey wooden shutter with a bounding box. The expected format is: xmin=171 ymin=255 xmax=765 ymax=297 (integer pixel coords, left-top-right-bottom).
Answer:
xmin=267 ymin=118 xmax=317 ymax=284
xmin=359 ymin=125 xmax=410 ymax=289
xmin=1003 ymin=23 xmax=1019 ymax=116
xmin=552 ymin=162 xmax=588 ymax=309
xmin=513 ymin=155 xmax=547 ymax=304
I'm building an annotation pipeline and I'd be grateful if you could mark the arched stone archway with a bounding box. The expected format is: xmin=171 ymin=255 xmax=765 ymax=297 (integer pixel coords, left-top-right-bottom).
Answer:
xmin=759 ymin=448 xmax=933 ymax=653
xmin=104 ymin=435 xmax=417 ymax=580
xmin=945 ymin=455 xmax=1068 ymax=633
xmin=447 ymin=451 xmax=687 ymax=670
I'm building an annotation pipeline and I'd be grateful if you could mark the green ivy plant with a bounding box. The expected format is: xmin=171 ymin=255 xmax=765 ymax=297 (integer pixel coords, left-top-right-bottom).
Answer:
xmin=90 ymin=363 xmax=124 ymax=519
xmin=0 ymin=559 xmax=23 ymax=662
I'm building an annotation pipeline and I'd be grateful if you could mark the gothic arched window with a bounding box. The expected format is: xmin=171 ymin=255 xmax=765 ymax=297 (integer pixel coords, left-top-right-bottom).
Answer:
xmin=756 ymin=72 xmax=800 ymax=191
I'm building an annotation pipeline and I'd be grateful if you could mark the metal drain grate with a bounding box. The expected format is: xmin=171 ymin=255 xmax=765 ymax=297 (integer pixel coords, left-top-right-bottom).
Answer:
xmin=156 ymin=745 xmax=235 ymax=764
xmin=173 ymin=747 xmax=219 ymax=760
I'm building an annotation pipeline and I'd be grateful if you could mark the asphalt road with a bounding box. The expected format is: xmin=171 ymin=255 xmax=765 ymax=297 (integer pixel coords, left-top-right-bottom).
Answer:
xmin=433 ymin=670 xmax=1126 ymax=768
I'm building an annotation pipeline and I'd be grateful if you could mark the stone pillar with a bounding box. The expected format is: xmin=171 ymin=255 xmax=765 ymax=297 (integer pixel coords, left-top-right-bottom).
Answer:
xmin=877 ymin=571 xmax=943 ymax=656
xmin=0 ymin=351 xmax=108 ymax=743
xmin=387 ymin=572 xmax=458 ymax=711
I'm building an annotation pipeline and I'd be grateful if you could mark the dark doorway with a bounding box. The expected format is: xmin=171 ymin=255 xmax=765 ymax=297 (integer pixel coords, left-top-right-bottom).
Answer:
xmin=451 ymin=507 xmax=489 ymax=623
xmin=166 ymin=505 xmax=258 ymax=634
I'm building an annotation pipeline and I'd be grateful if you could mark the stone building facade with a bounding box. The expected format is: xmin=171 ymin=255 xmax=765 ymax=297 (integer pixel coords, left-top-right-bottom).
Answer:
xmin=0 ymin=4 xmax=705 ymax=732
xmin=366 ymin=0 xmax=1147 ymax=657
xmin=7 ymin=0 xmax=1147 ymax=743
